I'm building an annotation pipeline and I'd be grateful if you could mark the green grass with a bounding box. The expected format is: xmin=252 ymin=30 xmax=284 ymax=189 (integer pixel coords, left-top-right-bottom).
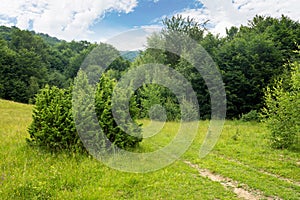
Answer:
xmin=0 ymin=99 xmax=299 ymax=199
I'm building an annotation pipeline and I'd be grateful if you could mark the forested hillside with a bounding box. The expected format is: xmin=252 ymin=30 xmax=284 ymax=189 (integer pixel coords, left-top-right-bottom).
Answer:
xmin=0 ymin=15 xmax=299 ymax=119
xmin=133 ymin=15 xmax=300 ymax=119
xmin=0 ymin=26 xmax=95 ymax=103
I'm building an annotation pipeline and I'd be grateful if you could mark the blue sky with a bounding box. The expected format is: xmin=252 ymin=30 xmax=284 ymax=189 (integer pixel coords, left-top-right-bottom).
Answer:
xmin=90 ymin=0 xmax=204 ymax=41
xmin=0 ymin=0 xmax=299 ymax=43
xmin=97 ymin=0 xmax=202 ymax=27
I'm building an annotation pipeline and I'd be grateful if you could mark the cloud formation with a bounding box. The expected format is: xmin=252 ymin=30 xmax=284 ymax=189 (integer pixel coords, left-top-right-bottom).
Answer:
xmin=178 ymin=0 xmax=300 ymax=36
xmin=0 ymin=0 xmax=299 ymax=41
xmin=0 ymin=0 xmax=137 ymax=40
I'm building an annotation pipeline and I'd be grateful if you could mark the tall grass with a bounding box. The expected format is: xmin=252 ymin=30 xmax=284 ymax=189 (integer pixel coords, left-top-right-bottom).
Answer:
xmin=0 ymin=99 xmax=299 ymax=199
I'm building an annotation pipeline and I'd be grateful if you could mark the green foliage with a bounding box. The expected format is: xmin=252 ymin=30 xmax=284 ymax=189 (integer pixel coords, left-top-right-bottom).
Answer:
xmin=240 ymin=110 xmax=261 ymax=122
xmin=0 ymin=26 xmax=95 ymax=103
xmin=1 ymin=15 xmax=300 ymax=121
xmin=262 ymin=61 xmax=300 ymax=149
xmin=138 ymin=84 xmax=165 ymax=119
xmin=162 ymin=14 xmax=207 ymax=42
xmin=137 ymin=14 xmax=300 ymax=119
xmin=180 ymin=98 xmax=199 ymax=121
xmin=27 ymin=85 xmax=83 ymax=152
xmin=216 ymin=31 xmax=284 ymax=118
xmin=37 ymin=32 xmax=61 ymax=46
xmin=0 ymin=38 xmax=48 ymax=103
xmin=28 ymin=71 xmax=142 ymax=152
xmin=95 ymin=74 xmax=142 ymax=149
xmin=247 ymin=15 xmax=300 ymax=60
xmin=134 ymin=16 xmax=215 ymax=120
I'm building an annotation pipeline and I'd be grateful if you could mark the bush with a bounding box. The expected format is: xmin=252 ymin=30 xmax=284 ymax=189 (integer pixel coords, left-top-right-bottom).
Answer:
xmin=95 ymin=74 xmax=142 ymax=149
xmin=28 ymin=72 xmax=143 ymax=152
xmin=27 ymin=85 xmax=83 ymax=151
xmin=262 ymin=61 xmax=300 ymax=149
xmin=240 ymin=110 xmax=261 ymax=122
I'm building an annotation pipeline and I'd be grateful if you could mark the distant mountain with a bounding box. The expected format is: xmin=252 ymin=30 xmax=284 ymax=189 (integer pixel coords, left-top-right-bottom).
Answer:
xmin=120 ymin=51 xmax=141 ymax=62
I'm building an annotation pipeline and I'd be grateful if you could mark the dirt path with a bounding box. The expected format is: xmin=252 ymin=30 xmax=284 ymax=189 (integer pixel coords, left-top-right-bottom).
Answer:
xmin=184 ymin=161 xmax=281 ymax=200
xmin=214 ymin=153 xmax=300 ymax=187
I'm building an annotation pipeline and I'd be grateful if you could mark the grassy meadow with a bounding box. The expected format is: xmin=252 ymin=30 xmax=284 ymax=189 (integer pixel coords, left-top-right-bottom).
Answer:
xmin=0 ymin=99 xmax=299 ymax=199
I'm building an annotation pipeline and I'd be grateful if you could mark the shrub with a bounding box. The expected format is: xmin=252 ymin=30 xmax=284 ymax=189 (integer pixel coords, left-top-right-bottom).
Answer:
xmin=28 ymin=72 xmax=143 ymax=152
xmin=95 ymin=74 xmax=142 ymax=149
xmin=27 ymin=85 xmax=83 ymax=151
xmin=240 ymin=110 xmax=261 ymax=122
xmin=262 ymin=61 xmax=300 ymax=149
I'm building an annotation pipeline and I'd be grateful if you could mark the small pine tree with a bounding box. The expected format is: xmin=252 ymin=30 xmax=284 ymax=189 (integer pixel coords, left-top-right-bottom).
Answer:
xmin=95 ymin=74 xmax=142 ymax=149
xmin=27 ymin=85 xmax=83 ymax=151
xmin=28 ymin=71 xmax=143 ymax=152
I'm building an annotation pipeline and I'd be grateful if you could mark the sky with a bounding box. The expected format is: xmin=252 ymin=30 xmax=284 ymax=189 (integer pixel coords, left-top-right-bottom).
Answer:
xmin=0 ymin=0 xmax=299 ymax=46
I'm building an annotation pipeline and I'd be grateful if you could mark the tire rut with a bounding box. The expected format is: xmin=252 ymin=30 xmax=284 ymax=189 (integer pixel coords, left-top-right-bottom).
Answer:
xmin=214 ymin=153 xmax=300 ymax=187
xmin=184 ymin=160 xmax=282 ymax=200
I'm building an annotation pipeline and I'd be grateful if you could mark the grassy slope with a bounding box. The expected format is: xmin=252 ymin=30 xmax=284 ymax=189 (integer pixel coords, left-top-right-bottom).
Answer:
xmin=0 ymin=99 xmax=299 ymax=199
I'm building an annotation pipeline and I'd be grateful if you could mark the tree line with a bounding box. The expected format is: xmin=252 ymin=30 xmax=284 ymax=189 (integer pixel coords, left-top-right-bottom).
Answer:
xmin=135 ymin=15 xmax=300 ymax=119
xmin=0 ymin=26 xmax=96 ymax=103
xmin=0 ymin=15 xmax=300 ymax=120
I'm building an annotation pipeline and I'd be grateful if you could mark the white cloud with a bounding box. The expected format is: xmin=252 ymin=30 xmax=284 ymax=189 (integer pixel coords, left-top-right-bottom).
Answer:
xmin=104 ymin=25 xmax=162 ymax=51
xmin=175 ymin=8 xmax=211 ymax=25
xmin=1 ymin=0 xmax=299 ymax=41
xmin=141 ymin=24 xmax=162 ymax=33
xmin=175 ymin=0 xmax=300 ymax=36
xmin=0 ymin=17 xmax=15 ymax=27
xmin=105 ymin=29 xmax=149 ymax=51
xmin=236 ymin=0 xmax=300 ymax=20
xmin=0 ymin=0 xmax=138 ymax=40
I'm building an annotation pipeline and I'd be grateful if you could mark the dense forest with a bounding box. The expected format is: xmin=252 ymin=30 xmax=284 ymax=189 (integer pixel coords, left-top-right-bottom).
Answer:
xmin=0 ymin=15 xmax=299 ymax=120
